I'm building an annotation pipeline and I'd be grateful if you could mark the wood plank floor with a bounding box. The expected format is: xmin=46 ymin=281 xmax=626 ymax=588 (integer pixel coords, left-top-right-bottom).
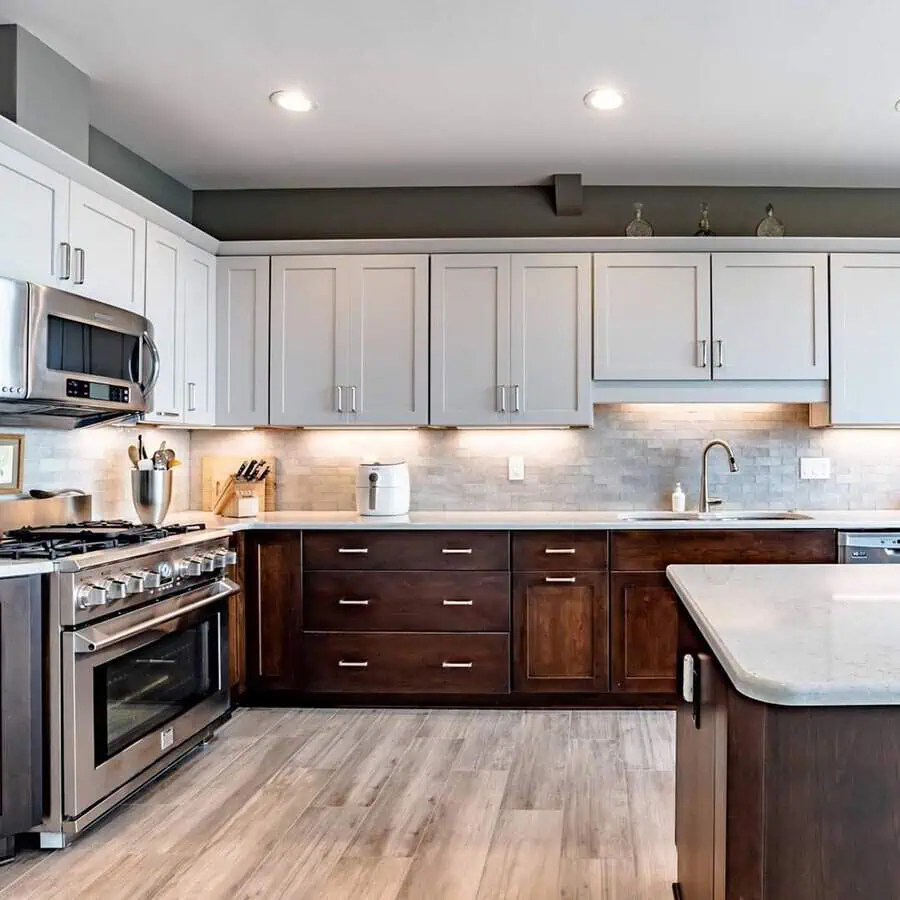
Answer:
xmin=0 ymin=709 xmax=676 ymax=899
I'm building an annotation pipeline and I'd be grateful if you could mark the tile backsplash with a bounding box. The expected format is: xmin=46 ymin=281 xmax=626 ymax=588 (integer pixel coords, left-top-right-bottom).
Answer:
xmin=189 ymin=405 xmax=900 ymax=512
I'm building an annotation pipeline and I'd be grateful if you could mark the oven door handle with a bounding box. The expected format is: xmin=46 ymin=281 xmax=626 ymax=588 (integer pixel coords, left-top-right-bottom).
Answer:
xmin=71 ymin=579 xmax=237 ymax=655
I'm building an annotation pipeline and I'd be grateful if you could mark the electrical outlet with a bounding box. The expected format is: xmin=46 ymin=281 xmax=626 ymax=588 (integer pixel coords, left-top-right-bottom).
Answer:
xmin=508 ymin=455 xmax=525 ymax=481
xmin=800 ymin=457 xmax=831 ymax=480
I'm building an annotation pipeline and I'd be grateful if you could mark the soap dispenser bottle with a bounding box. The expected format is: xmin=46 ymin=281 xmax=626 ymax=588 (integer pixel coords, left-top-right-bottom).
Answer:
xmin=671 ymin=482 xmax=686 ymax=513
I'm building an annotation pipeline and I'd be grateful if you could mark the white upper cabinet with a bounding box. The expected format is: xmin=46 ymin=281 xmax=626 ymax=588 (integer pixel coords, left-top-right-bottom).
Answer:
xmin=593 ymin=253 xmax=712 ymax=381
xmin=216 ymin=257 xmax=270 ymax=427
xmin=0 ymin=143 xmax=69 ymax=286
xmin=68 ymin=182 xmax=146 ymax=312
xmin=711 ymin=253 xmax=828 ymax=381
xmin=143 ymin=223 xmax=184 ymax=423
xmin=510 ymin=254 xmax=592 ymax=426
xmin=826 ymin=254 xmax=900 ymax=425
xmin=183 ymin=244 xmax=217 ymax=425
xmin=430 ymin=254 xmax=511 ymax=426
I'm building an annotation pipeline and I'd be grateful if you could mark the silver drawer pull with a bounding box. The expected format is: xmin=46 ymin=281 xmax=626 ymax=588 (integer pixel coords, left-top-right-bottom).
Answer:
xmin=442 ymin=599 xmax=474 ymax=606
xmin=544 ymin=548 xmax=576 ymax=555
xmin=338 ymin=599 xmax=371 ymax=606
xmin=442 ymin=661 xmax=474 ymax=669
xmin=545 ymin=576 xmax=577 ymax=584
xmin=442 ymin=548 xmax=473 ymax=555
xmin=338 ymin=660 xmax=369 ymax=668
xmin=338 ymin=548 xmax=369 ymax=555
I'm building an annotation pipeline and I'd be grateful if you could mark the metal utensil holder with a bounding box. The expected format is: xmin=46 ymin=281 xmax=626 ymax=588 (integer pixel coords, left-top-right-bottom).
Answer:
xmin=131 ymin=469 xmax=173 ymax=525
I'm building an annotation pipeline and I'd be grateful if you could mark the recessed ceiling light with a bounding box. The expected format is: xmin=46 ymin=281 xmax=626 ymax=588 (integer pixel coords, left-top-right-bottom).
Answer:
xmin=269 ymin=90 xmax=317 ymax=113
xmin=583 ymin=87 xmax=625 ymax=111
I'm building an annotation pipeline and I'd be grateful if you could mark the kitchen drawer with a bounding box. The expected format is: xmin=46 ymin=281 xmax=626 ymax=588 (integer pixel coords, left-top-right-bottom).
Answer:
xmin=304 ymin=571 xmax=510 ymax=632
xmin=513 ymin=531 xmax=607 ymax=571
xmin=302 ymin=531 xmax=509 ymax=571
xmin=610 ymin=529 xmax=837 ymax=571
xmin=303 ymin=632 xmax=510 ymax=693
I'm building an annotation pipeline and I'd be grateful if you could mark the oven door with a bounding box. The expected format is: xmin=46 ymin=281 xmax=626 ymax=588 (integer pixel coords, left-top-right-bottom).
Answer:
xmin=61 ymin=578 xmax=234 ymax=820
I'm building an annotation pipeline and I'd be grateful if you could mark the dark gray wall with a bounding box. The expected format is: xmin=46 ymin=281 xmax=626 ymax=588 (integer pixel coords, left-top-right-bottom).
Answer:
xmin=193 ymin=184 xmax=900 ymax=241
xmin=88 ymin=127 xmax=193 ymax=221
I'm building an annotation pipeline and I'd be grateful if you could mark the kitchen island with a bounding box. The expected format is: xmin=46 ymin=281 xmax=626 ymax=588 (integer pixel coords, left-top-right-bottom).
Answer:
xmin=668 ymin=564 xmax=900 ymax=900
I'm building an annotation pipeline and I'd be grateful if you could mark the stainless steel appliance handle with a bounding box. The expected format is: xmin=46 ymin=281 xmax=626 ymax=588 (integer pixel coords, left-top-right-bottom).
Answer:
xmin=58 ymin=242 xmax=72 ymax=280
xmin=141 ymin=331 xmax=161 ymax=397
xmin=72 ymin=578 xmax=237 ymax=654
xmin=73 ymin=247 xmax=86 ymax=285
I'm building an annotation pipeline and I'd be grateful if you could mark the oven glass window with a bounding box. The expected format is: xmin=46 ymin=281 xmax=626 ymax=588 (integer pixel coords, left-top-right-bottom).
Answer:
xmin=47 ymin=315 xmax=140 ymax=381
xmin=93 ymin=618 xmax=220 ymax=764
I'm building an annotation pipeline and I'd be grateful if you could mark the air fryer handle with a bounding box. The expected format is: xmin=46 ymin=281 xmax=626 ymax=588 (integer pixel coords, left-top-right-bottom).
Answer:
xmin=368 ymin=472 xmax=378 ymax=511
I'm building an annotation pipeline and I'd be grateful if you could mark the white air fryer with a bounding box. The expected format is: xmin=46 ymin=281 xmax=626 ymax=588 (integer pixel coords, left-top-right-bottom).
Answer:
xmin=356 ymin=460 xmax=410 ymax=516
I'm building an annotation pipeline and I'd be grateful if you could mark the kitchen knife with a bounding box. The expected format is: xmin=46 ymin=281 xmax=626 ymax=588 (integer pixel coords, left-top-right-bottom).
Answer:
xmin=235 ymin=460 xmax=249 ymax=480
xmin=255 ymin=465 xmax=270 ymax=482
xmin=244 ymin=460 xmax=260 ymax=481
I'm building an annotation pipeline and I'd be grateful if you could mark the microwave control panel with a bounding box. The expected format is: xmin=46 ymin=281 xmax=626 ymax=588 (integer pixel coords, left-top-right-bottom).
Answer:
xmin=66 ymin=378 xmax=130 ymax=404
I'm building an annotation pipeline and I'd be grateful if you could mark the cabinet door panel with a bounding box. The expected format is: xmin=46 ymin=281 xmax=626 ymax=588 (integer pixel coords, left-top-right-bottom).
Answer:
xmin=216 ymin=257 xmax=269 ymax=426
xmin=183 ymin=245 xmax=216 ymax=425
xmin=270 ymin=256 xmax=349 ymax=426
xmin=593 ymin=253 xmax=711 ymax=380
xmin=513 ymin=571 xmax=608 ymax=692
xmin=143 ymin=223 xmax=183 ymax=422
xmin=0 ymin=143 xmax=69 ymax=286
xmin=510 ymin=253 xmax=592 ymax=425
xmin=430 ymin=254 xmax=510 ymax=425
xmin=68 ymin=182 xmax=145 ymax=311
xmin=350 ymin=255 xmax=428 ymax=425
xmin=611 ymin=572 xmax=678 ymax=694
xmin=712 ymin=253 xmax=828 ymax=381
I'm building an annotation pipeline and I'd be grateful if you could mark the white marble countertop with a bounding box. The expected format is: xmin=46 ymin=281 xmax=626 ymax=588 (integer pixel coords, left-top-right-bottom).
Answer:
xmin=668 ymin=564 xmax=900 ymax=706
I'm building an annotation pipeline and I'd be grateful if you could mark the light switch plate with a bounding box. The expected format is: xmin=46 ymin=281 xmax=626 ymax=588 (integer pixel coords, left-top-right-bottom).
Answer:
xmin=508 ymin=455 xmax=525 ymax=481
xmin=800 ymin=457 xmax=831 ymax=480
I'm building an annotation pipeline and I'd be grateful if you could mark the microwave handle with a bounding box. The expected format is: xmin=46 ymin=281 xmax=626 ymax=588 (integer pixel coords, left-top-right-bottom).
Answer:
xmin=140 ymin=330 xmax=161 ymax=397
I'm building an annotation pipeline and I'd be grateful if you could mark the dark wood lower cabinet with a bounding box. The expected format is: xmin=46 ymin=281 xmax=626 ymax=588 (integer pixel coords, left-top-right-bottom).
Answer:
xmin=228 ymin=533 xmax=246 ymax=696
xmin=513 ymin=571 xmax=608 ymax=692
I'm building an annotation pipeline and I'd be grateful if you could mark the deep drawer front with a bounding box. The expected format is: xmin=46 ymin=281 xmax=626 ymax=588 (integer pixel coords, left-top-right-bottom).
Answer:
xmin=303 ymin=531 xmax=509 ymax=571
xmin=304 ymin=571 xmax=510 ymax=632
xmin=513 ymin=532 xmax=608 ymax=571
xmin=610 ymin=529 xmax=837 ymax=571
xmin=303 ymin=632 xmax=510 ymax=693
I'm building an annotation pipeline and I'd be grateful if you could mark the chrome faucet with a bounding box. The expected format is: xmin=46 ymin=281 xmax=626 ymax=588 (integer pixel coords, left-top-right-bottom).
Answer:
xmin=699 ymin=439 xmax=739 ymax=513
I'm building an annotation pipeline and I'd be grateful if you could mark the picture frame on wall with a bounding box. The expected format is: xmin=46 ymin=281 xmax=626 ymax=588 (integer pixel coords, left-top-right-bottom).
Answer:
xmin=0 ymin=434 xmax=24 ymax=494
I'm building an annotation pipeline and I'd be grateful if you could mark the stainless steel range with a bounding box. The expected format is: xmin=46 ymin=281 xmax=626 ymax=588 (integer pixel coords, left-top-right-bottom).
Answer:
xmin=0 ymin=497 xmax=237 ymax=847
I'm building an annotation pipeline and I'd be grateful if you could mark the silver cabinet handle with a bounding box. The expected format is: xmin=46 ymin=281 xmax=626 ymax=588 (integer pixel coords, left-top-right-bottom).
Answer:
xmin=73 ymin=247 xmax=85 ymax=285
xmin=58 ymin=242 xmax=71 ymax=280
xmin=442 ymin=599 xmax=474 ymax=606
xmin=442 ymin=661 xmax=474 ymax=669
xmin=187 ymin=382 xmax=197 ymax=411
xmin=338 ymin=598 xmax=370 ymax=606
xmin=545 ymin=548 xmax=576 ymax=555
xmin=697 ymin=339 xmax=709 ymax=368
xmin=682 ymin=654 xmax=695 ymax=703
xmin=545 ymin=576 xmax=577 ymax=584
xmin=497 ymin=385 xmax=507 ymax=413
xmin=154 ymin=411 xmax=180 ymax=418
xmin=713 ymin=340 xmax=724 ymax=368
xmin=512 ymin=384 xmax=521 ymax=413
xmin=338 ymin=547 xmax=368 ymax=554
xmin=335 ymin=385 xmax=344 ymax=413
xmin=350 ymin=385 xmax=358 ymax=414
xmin=442 ymin=548 xmax=473 ymax=555
xmin=338 ymin=660 xmax=369 ymax=668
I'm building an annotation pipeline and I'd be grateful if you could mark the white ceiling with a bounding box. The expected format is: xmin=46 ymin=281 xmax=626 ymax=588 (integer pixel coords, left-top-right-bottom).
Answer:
xmin=1 ymin=0 xmax=900 ymax=190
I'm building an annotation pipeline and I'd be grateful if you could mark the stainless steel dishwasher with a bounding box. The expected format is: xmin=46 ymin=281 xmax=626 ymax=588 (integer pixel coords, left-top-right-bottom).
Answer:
xmin=838 ymin=532 xmax=900 ymax=564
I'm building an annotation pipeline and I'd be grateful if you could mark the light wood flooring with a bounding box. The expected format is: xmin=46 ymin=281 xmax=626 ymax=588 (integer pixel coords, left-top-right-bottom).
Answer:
xmin=0 ymin=708 xmax=676 ymax=899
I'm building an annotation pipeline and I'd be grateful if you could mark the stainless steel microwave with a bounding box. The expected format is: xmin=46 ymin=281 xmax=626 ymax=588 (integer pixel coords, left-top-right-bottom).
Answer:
xmin=0 ymin=278 xmax=159 ymax=428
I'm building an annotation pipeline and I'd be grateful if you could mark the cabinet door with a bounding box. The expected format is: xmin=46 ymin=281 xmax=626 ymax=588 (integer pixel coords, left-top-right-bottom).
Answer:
xmin=712 ymin=253 xmax=828 ymax=380
xmin=594 ymin=253 xmax=711 ymax=381
xmin=512 ymin=571 xmax=608 ymax=692
xmin=216 ymin=257 xmax=270 ymax=426
xmin=430 ymin=254 xmax=511 ymax=425
xmin=183 ymin=244 xmax=217 ymax=425
xmin=68 ymin=182 xmax=146 ymax=311
xmin=610 ymin=572 xmax=678 ymax=694
xmin=349 ymin=255 xmax=429 ymax=426
xmin=143 ymin=223 xmax=184 ymax=422
xmin=270 ymin=256 xmax=350 ymax=426
xmin=830 ymin=254 xmax=900 ymax=425
xmin=247 ymin=533 xmax=302 ymax=691
xmin=228 ymin=534 xmax=246 ymax=695
xmin=509 ymin=253 xmax=593 ymax=425
xmin=0 ymin=143 xmax=69 ymax=286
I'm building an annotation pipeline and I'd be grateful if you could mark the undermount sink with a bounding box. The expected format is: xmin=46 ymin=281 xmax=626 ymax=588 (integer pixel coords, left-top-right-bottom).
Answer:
xmin=618 ymin=511 xmax=813 ymax=522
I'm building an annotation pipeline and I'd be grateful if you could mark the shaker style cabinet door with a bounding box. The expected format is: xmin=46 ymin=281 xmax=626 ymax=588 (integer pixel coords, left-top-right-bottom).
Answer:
xmin=593 ymin=253 xmax=712 ymax=381
xmin=0 ymin=142 xmax=70 ymax=286
xmin=269 ymin=256 xmax=351 ymax=426
xmin=68 ymin=181 xmax=146 ymax=312
xmin=430 ymin=254 xmax=511 ymax=425
xmin=216 ymin=257 xmax=270 ymax=426
xmin=509 ymin=253 xmax=592 ymax=425
xmin=182 ymin=244 xmax=217 ymax=425
xmin=711 ymin=253 xmax=828 ymax=381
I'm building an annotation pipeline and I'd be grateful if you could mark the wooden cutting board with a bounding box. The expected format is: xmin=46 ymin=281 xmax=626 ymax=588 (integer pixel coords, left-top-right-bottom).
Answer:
xmin=201 ymin=456 xmax=276 ymax=512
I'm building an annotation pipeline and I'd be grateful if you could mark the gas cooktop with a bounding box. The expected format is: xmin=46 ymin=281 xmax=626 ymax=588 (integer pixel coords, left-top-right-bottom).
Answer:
xmin=0 ymin=521 xmax=206 ymax=560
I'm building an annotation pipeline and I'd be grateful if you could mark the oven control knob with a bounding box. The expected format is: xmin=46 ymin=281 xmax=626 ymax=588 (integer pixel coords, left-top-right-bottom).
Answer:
xmin=221 ymin=549 xmax=238 ymax=566
xmin=210 ymin=551 xmax=228 ymax=570
xmin=123 ymin=572 xmax=146 ymax=594
xmin=106 ymin=579 xmax=128 ymax=601
xmin=136 ymin=569 xmax=161 ymax=589
xmin=77 ymin=583 xmax=109 ymax=608
xmin=155 ymin=561 xmax=175 ymax=582
xmin=176 ymin=557 xmax=202 ymax=578
xmin=198 ymin=553 xmax=216 ymax=573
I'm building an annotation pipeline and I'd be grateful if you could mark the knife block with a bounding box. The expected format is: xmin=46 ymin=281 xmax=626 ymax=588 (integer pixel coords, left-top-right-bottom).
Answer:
xmin=213 ymin=477 xmax=267 ymax=517
xmin=202 ymin=456 xmax=275 ymax=513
